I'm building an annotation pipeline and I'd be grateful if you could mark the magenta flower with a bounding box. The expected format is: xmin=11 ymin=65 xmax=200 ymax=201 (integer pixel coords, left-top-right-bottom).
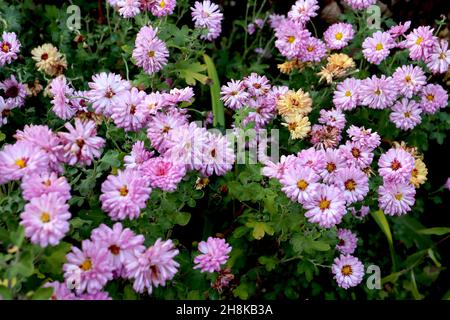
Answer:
xmin=135 ymin=92 xmax=165 ymax=122
xmin=124 ymin=140 xmax=154 ymax=171
xmin=303 ymin=184 xmax=347 ymax=228
xmin=111 ymin=87 xmax=147 ymax=132
xmin=274 ymin=19 xmax=310 ymax=59
xmin=91 ymin=223 xmax=145 ymax=276
xmin=76 ymin=291 xmax=112 ymax=300
xmin=100 ymin=168 xmax=151 ymax=221
xmin=49 ymin=76 xmax=79 ymax=120
xmin=21 ymin=172 xmax=71 ymax=201
xmin=0 ymin=141 xmax=50 ymax=183
xmin=444 ymin=178 xmax=450 ymax=190
xmin=378 ymin=147 xmax=415 ymax=184
xmin=0 ymin=32 xmax=21 ymax=67
xmin=146 ymin=109 xmax=189 ymax=152
xmin=342 ymin=0 xmax=376 ymax=10
xmin=141 ymin=156 xmax=186 ymax=192
xmin=346 ymin=126 xmax=381 ymax=151
xmin=333 ymin=77 xmax=361 ymax=111
xmin=117 ymin=0 xmax=141 ymax=18
xmin=0 ymin=96 xmax=10 ymax=126
xmin=378 ymin=181 xmax=416 ymax=216
xmin=319 ymin=148 xmax=347 ymax=183
xmin=388 ymin=21 xmax=411 ymax=38
xmin=280 ymin=165 xmax=320 ymax=205
xmin=0 ymin=75 xmax=27 ymax=108
xmin=359 ymin=75 xmax=398 ymax=109
xmin=191 ymin=1 xmax=223 ymax=41
xmin=392 ymin=65 xmax=426 ymax=99
xmin=164 ymin=87 xmax=195 ymax=106
xmin=350 ymin=205 xmax=370 ymax=219
xmin=198 ymin=132 xmax=235 ymax=177
xmin=220 ymin=79 xmax=249 ymax=110
xmin=390 ymin=98 xmax=422 ymax=130
xmin=332 ymin=254 xmax=364 ymax=289
xmin=420 ymin=83 xmax=448 ymax=114
xmin=338 ymin=141 xmax=374 ymax=169
xmin=296 ymin=147 xmax=326 ymax=173
xmin=45 ymin=281 xmax=76 ymax=300
xmin=87 ymin=72 xmax=131 ymax=117
xmin=125 ymin=239 xmax=179 ymax=295
xmin=132 ymin=26 xmax=169 ymax=74
xmin=299 ymin=36 xmax=327 ymax=62
xmin=63 ymin=240 xmax=114 ymax=294
xmin=362 ymin=31 xmax=395 ymax=65
xmin=336 ymin=229 xmax=358 ymax=255
xmin=427 ymin=40 xmax=450 ymax=74
xmin=318 ymin=108 xmax=346 ymax=131
xmin=243 ymin=73 xmax=271 ymax=97
xmin=261 ymin=155 xmax=296 ymax=180
xmin=404 ymin=26 xmax=437 ymax=61
xmin=333 ymin=167 xmax=369 ymax=204
xmin=150 ymin=0 xmax=176 ymax=16
xmin=288 ymin=0 xmax=319 ymax=25
xmin=193 ymin=237 xmax=232 ymax=273
xmin=58 ymin=119 xmax=105 ymax=166
xmin=324 ymin=23 xmax=355 ymax=50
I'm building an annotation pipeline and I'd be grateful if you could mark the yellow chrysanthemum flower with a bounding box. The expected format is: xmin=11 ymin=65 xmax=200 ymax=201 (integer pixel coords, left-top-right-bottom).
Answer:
xmin=277 ymin=89 xmax=312 ymax=117
xmin=277 ymin=59 xmax=305 ymax=74
xmin=410 ymin=158 xmax=428 ymax=188
xmin=31 ymin=43 xmax=67 ymax=76
xmin=282 ymin=114 xmax=311 ymax=140
xmin=317 ymin=53 xmax=356 ymax=83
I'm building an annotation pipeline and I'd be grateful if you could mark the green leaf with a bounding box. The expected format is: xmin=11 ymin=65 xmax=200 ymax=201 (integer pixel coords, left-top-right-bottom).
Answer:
xmin=171 ymin=211 xmax=191 ymax=226
xmin=416 ymin=227 xmax=450 ymax=236
xmin=123 ymin=285 xmax=138 ymax=300
xmin=0 ymin=286 xmax=12 ymax=300
xmin=371 ymin=210 xmax=397 ymax=271
xmin=40 ymin=242 xmax=72 ymax=275
xmin=32 ymin=287 xmax=53 ymax=300
xmin=0 ymin=131 xmax=5 ymax=141
xmin=308 ymin=240 xmax=331 ymax=252
xmin=258 ymin=256 xmax=279 ymax=272
xmin=203 ymin=54 xmax=225 ymax=127
xmin=174 ymin=61 xmax=208 ymax=85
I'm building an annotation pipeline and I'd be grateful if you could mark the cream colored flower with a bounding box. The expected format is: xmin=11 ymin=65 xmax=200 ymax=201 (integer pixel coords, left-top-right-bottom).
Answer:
xmin=31 ymin=43 xmax=67 ymax=76
xmin=410 ymin=158 xmax=428 ymax=188
xmin=277 ymin=89 xmax=313 ymax=117
xmin=25 ymin=79 xmax=43 ymax=96
xmin=282 ymin=114 xmax=311 ymax=140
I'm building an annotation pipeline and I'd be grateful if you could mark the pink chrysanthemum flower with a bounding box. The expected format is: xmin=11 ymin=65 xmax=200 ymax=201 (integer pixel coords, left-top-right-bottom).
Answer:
xmin=389 ymin=98 xmax=422 ymax=130
xmin=378 ymin=181 xmax=416 ymax=216
xmin=362 ymin=31 xmax=395 ymax=65
xmin=58 ymin=119 xmax=105 ymax=166
xmin=0 ymin=141 xmax=50 ymax=183
xmin=193 ymin=237 xmax=232 ymax=273
xmin=333 ymin=77 xmax=361 ymax=111
xmin=0 ymin=32 xmax=21 ymax=67
xmin=150 ymin=0 xmax=176 ymax=16
xmin=392 ymin=65 xmax=426 ymax=99
xmin=125 ymin=239 xmax=179 ymax=295
xmin=124 ymin=140 xmax=153 ymax=171
xmin=220 ymin=79 xmax=249 ymax=110
xmin=141 ymin=156 xmax=186 ymax=192
xmin=49 ymin=76 xmax=78 ymax=120
xmin=146 ymin=109 xmax=189 ymax=152
xmin=164 ymin=87 xmax=195 ymax=106
xmin=135 ymin=92 xmax=166 ymax=123
xmin=198 ymin=132 xmax=235 ymax=177
xmin=388 ymin=21 xmax=411 ymax=38
xmin=332 ymin=254 xmax=364 ymax=289
xmin=378 ymin=147 xmax=415 ymax=183
xmin=318 ymin=108 xmax=346 ymax=131
xmin=243 ymin=73 xmax=271 ymax=97
xmin=333 ymin=167 xmax=369 ymax=204
xmin=45 ymin=281 xmax=76 ymax=300
xmin=117 ymin=0 xmax=141 ymax=18
xmin=336 ymin=229 xmax=358 ymax=255
xmin=0 ymin=96 xmax=11 ymax=127
xmin=346 ymin=126 xmax=381 ymax=151
xmin=21 ymin=172 xmax=71 ymax=202
xmin=111 ymin=87 xmax=147 ymax=132
xmin=76 ymin=291 xmax=112 ymax=300
xmin=163 ymin=122 xmax=208 ymax=171
xmin=303 ymin=184 xmax=347 ymax=228
xmin=91 ymin=223 xmax=145 ymax=276
xmin=350 ymin=205 xmax=370 ymax=219
xmin=280 ymin=165 xmax=320 ymax=205
xmin=359 ymin=75 xmax=398 ymax=110
xmin=324 ymin=23 xmax=355 ymax=50
xmin=319 ymin=148 xmax=347 ymax=183
xmin=288 ymin=0 xmax=319 ymax=25
xmin=261 ymin=155 xmax=296 ymax=180
xmin=274 ymin=19 xmax=311 ymax=59
xmin=295 ymin=147 xmax=326 ymax=174
xmin=0 ymin=75 xmax=27 ymax=108
xmin=342 ymin=0 xmax=376 ymax=10
xmin=420 ymin=83 xmax=448 ymax=114
xmin=339 ymin=141 xmax=374 ymax=169
xmin=100 ymin=169 xmax=151 ymax=221
xmin=310 ymin=125 xmax=342 ymax=149
xmin=133 ymin=26 xmax=169 ymax=74
xmin=191 ymin=1 xmax=223 ymax=41
xmin=427 ymin=39 xmax=450 ymax=74
xmin=299 ymin=36 xmax=327 ymax=62
xmin=20 ymin=193 xmax=71 ymax=247
xmin=87 ymin=72 xmax=131 ymax=117
xmin=404 ymin=26 xmax=437 ymax=61
xmin=268 ymin=14 xmax=285 ymax=30
xmin=63 ymin=240 xmax=114 ymax=294
xmin=14 ymin=124 xmax=63 ymax=173
xmin=444 ymin=178 xmax=450 ymax=190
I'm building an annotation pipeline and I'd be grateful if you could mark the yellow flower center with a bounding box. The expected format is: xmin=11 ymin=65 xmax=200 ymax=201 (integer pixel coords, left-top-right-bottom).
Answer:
xmin=43 ymin=179 xmax=52 ymax=187
xmin=335 ymin=32 xmax=343 ymax=40
xmin=395 ymin=193 xmax=403 ymax=200
xmin=297 ymin=179 xmax=309 ymax=191
xmin=1 ymin=43 xmax=10 ymax=53
xmin=404 ymin=111 xmax=411 ymax=118
xmin=351 ymin=148 xmax=360 ymax=158
xmin=15 ymin=158 xmax=27 ymax=169
xmin=411 ymin=168 xmax=418 ymax=178
xmin=319 ymin=199 xmax=331 ymax=210
xmin=40 ymin=212 xmax=51 ymax=223
xmin=119 ymin=185 xmax=129 ymax=196
xmin=416 ymin=37 xmax=423 ymax=45
xmin=374 ymin=89 xmax=381 ymax=96
xmin=375 ymin=43 xmax=384 ymax=51
xmin=307 ymin=46 xmax=314 ymax=52
xmin=160 ymin=0 xmax=166 ymax=8
xmin=80 ymin=259 xmax=92 ymax=271
xmin=426 ymin=94 xmax=435 ymax=101
xmin=439 ymin=52 xmax=446 ymax=60
xmin=326 ymin=162 xmax=336 ymax=173
xmin=404 ymin=75 xmax=411 ymax=83
xmin=345 ymin=90 xmax=352 ymax=97
xmin=344 ymin=179 xmax=357 ymax=191
xmin=391 ymin=159 xmax=402 ymax=171
xmin=341 ymin=265 xmax=353 ymax=276
xmin=148 ymin=50 xmax=155 ymax=57
xmin=287 ymin=36 xmax=295 ymax=43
